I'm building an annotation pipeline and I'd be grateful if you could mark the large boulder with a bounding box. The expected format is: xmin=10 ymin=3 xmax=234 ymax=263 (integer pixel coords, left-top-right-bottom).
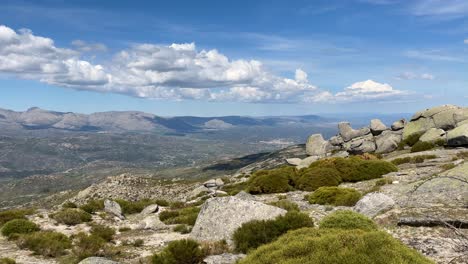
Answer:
xmin=306 ymin=134 xmax=331 ymax=156
xmin=419 ymin=128 xmax=446 ymax=143
xmin=338 ymin=122 xmax=371 ymax=142
xmin=286 ymin=158 xmax=302 ymax=166
xmin=190 ymin=196 xmax=286 ymax=244
xmin=447 ymin=123 xmax=468 ymax=146
xmin=79 ymin=257 xmax=119 ymax=264
xmin=297 ymin=156 xmax=320 ymax=169
xmin=140 ymin=204 xmax=159 ymax=216
xmin=370 ymin=119 xmax=387 ymax=135
xmin=134 ymin=215 xmax=166 ymax=230
xmin=454 ymin=108 xmax=468 ymax=125
xmin=104 ymin=199 xmax=124 ymax=220
xmin=391 ymin=119 xmax=406 ymax=131
xmin=375 ymin=130 xmax=402 ymax=153
xmin=343 ymin=134 xmax=376 ymax=154
xmin=329 ymin=135 xmax=344 ymax=146
xmin=354 ymin=193 xmax=395 ymax=218
xmin=403 ymin=117 xmax=436 ymax=140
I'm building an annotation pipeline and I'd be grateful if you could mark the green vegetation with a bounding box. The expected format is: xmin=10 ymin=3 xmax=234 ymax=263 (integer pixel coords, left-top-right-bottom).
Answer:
xmin=245 ymin=157 xmax=397 ymax=195
xmin=152 ymin=239 xmax=203 ymax=264
xmin=200 ymin=240 xmax=229 ymax=256
xmin=233 ymin=211 xmax=314 ymax=253
xmin=440 ymin=163 xmax=456 ymax=170
xmin=155 ymin=199 xmax=170 ymax=207
xmin=51 ymin=208 xmax=92 ymax=225
xmin=0 ymin=258 xmax=16 ymax=264
xmin=159 ymin=206 xmax=200 ymax=226
xmin=62 ymin=201 xmax=78 ymax=209
xmin=173 ymin=224 xmax=191 ymax=234
xmin=133 ymin=238 xmax=144 ymax=247
xmin=90 ymin=224 xmax=115 ymax=242
xmin=238 ymin=228 xmax=433 ymax=264
xmin=0 ymin=209 xmax=35 ymax=227
xmin=392 ymin=155 xmax=437 ymax=165
xmin=118 ymin=226 xmax=131 ymax=232
xmin=115 ymin=198 xmax=157 ymax=215
xmin=79 ymin=199 xmax=104 ymax=214
xmin=307 ymin=187 xmax=361 ymax=206
xmin=1 ymin=219 xmax=40 ymax=238
xmin=404 ymin=132 xmax=424 ymax=147
xmin=319 ymin=210 xmax=377 ymax=231
xmin=411 ymin=141 xmax=435 ymax=153
xmin=72 ymin=232 xmax=108 ymax=260
xmin=268 ymin=200 xmax=299 ymax=212
xmin=16 ymin=231 xmax=71 ymax=257
xmin=222 ymin=181 xmax=248 ymax=195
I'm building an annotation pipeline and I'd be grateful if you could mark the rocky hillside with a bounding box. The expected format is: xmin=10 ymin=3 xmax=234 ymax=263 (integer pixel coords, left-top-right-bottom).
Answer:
xmin=0 ymin=105 xmax=466 ymax=264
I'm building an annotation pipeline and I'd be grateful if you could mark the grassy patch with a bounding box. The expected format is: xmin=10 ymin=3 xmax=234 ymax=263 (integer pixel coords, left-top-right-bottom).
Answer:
xmin=411 ymin=141 xmax=435 ymax=153
xmin=247 ymin=167 xmax=296 ymax=194
xmin=79 ymin=199 xmax=104 ymax=214
xmin=233 ymin=211 xmax=314 ymax=253
xmin=16 ymin=231 xmax=71 ymax=257
xmin=392 ymin=155 xmax=437 ymax=165
xmin=152 ymin=239 xmax=203 ymax=264
xmin=51 ymin=208 xmax=92 ymax=226
xmin=1 ymin=219 xmax=39 ymax=238
xmin=115 ymin=199 xmax=157 ymax=215
xmin=307 ymin=187 xmax=361 ymax=206
xmin=0 ymin=209 xmax=35 ymax=227
xmin=173 ymin=224 xmax=191 ymax=234
xmin=0 ymin=258 xmax=16 ymax=264
xmin=90 ymin=224 xmax=115 ymax=242
xmin=319 ymin=210 xmax=377 ymax=231
xmin=268 ymin=200 xmax=299 ymax=212
xmin=159 ymin=206 xmax=200 ymax=226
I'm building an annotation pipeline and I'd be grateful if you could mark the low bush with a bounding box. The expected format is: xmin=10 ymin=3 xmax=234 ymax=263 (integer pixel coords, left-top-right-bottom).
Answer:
xmin=155 ymin=199 xmax=170 ymax=207
xmin=16 ymin=231 xmax=71 ymax=257
xmin=391 ymin=157 xmax=411 ymax=165
xmin=0 ymin=258 xmax=15 ymax=264
xmin=0 ymin=209 xmax=35 ymax=227
xmin=392 ymin=155 xmax=437 ymax=165
xmin=411 ymin=141 xmax=435 ymax=153
xmin=200 ymin=240 xmax=229 ymax=256
xmin=90 ymin=224 xmax=115 ymax=242
xmin=118 ymin=226 xmax=131 ymax=232
xmin=440 ymin=163 xmax=456 ymax=170
xmin=152 ymin=239 xmax=203 ymax=264
xmin=115 ymin=199 xmax=157 ymax=215
xmin=133 ymin=238 xmax=144 ymax=247
xmin=295 ymin=167 xmax=341 ymax=191
xmin=238 ymin=228 xmax=433 ymax=264
xmin=52 ymin=208 xmax=92 ymax=225
xmin=72 ymin=232 xmax=107 ymax=260
xmin=159 ymin=206 xmax=200 ymax=226
xmin=1 ymin=219 xmax=40 ymax=238
xmin=79 ymin=199 xmax=104 ymax=214
xmin=247 ymin=167 xmax=294 ymax=194
xmin=268 ymin=200 xmax=299 ymax=212
xmin=319 ymin=210 xmax=377 ymax=231
xmin=233 ymin=211 xmax=314 ymax=253
xmin=62 ymin=201 xmax=77 ymax=209
xmin=222 ymin=181 xmax=249 ymax=196
xmin=307 ymin=187 xmax=361 ymax=206
xmin=404 ymin=132 xmax=424 ymax=147
xmin=173 ymin=224 xmax=191 ymax=234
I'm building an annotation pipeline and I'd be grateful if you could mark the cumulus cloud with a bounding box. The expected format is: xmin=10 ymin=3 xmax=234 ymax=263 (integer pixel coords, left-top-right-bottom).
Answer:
xmin=0 ymin=25 xmax=412 ymax=104
xmin=396 ymin=72 xmax=434 ymax=80
xmin=71 ymin=40 xmax=107 ymax=52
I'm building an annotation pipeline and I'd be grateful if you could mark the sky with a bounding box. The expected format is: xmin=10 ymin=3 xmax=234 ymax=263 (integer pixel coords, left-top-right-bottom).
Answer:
xmin=0 ymin=0 xmax=467 ymax=116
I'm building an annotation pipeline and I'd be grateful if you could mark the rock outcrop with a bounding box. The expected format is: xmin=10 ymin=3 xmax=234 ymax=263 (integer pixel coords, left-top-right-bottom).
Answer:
xmin=203 ymin=253 xmax=246 ymax=264
xmin=190 ymin=196 xmax=286 ymax=244
xmin=338 ymin=122 xmax=371 ymax=142
xmin=354 ymin=193 xmax=395 ymax=218
xmin=79 ymin=257 xmax=119 ymax=264
xmin=370 ymin=119 xmax=387 ymax=135
xmin=104 ymin=199 xmax=124 ymax=220
xmin=306 ymin=134 xmax=331 ymax=156
xmin=419 ymin=128 xmax=446 ymax=143
xmin=446 ymin=123 xmax=468 ymax=146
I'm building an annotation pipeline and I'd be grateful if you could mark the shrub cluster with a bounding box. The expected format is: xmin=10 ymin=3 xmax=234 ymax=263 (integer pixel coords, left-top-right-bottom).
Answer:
xmin=52 ymin=208 xmax=92 ymax=225
xmin=0 ymin=209 xmax=35 ymax=227
xmin=115 ymin=198 xmax=164 ymax=215
xmin=16 ymin=231 xmax=71 ymax=257
xmin=307 ymin=187 xmax=361 ymax=206
xmin=90 ymin=224 xmax=115 ymax=242
xmin=411 ymin=141 xmax=436 ymax=153
xmin=173 ymin=224 xmax=191 ymax=234
xmin=237 ymin=228 xmax=433 ymax=264
xmin=268 ymin=200 xmax=299 ymax=212
xmin=1 ymin=219 xmax=40 ymax=238
xmin=152 ymin=239 xmax=203 ymax=264
xmin=79 ymin=199 xmax=104 ymax=214
xmin=159 ymin=206 xmax=200 ymax=226
xmin=392 ymin=155 xmax=437 ymax=165
xmin=233 ymin=211 xmax=314 ymax=253
xmin=0 ymin=258 xmax=16 ymax=264
xmin=246 ymin=157 xmax=397 ymax=194
xmin=319 ymin=210 xmax=377 ymax=231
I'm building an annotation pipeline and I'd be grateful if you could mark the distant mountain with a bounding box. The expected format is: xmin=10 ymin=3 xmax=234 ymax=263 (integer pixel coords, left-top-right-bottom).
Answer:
xmin=0 ymin=107 xmax=330 ymax=133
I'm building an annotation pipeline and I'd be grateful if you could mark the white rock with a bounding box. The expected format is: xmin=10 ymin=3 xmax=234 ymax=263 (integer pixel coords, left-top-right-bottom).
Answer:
xmin=104 ymin=199 xmax=124 ymax=220
xmin=354 ymin=193 xmax=395 ymax=218
xmin=140 ymin=204 xmax=159 ymax=215
xmin=286 ymin=158 xmax=302 ymax=166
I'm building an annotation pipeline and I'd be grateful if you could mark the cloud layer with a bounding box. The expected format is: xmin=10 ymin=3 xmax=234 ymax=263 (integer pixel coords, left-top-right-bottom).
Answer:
xmin=0 ymin=25 xmax=409 ymax=104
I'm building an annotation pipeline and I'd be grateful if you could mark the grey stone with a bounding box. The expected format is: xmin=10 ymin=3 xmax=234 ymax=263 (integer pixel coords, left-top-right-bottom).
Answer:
xmin=329 ymin=135 xmax=344 ymax=146
xmin=140 ymin=204 xmax=159 ymax=215
xmin=135 ymin=215 xmax=166 ymax=230
xmin=370 ymin=119 xmax=387 ymax=135
xmin=354 ymin=193 xmax=395 ymax=218
xmin=331 ymin=151 xmax=349 ymax=158
xmin=419 ymin=128 xmax=446 ymax=143
xmin=454 ymin=108 xmax=468 ymax=125
xmin=338 ymin=122 xmax=371 ymax=142
xmin=235 ymin=191 xmax=256 ymax=201
xmin=306 ymin=134 xmax=330 ymax=156
xmin=343 ymin=134 xmax=376 ymax=154
xmin=190 ymin=196 xmax=286 ymax=244
xmin=447 ymin=123 xmax=468 ymax=146
xmin=104 ymin=199 xmax=124 ymax=219
xmin=191 ymin=186 xmax=212 ymax=198
xmin=286 ymin=158 xmax=302 ymax=166
xmin=203 ymin=253 xmax=246 ymax=264
xmin=375 ymin=130 xmax=402 ymax=153
xmin=79 ymin=257 xmax=119 ymax=264
xmin=297 ymin=155 xmax=320 ymax=169
xmin=391 ymin=119 xmax=406 ymax=131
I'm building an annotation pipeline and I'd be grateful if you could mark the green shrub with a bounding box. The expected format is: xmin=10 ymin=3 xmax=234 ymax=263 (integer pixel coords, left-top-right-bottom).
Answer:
xmin=72 ymin=232 xmax=107 ymax=260
xmin=319 ymin=210 xmax=377 ymax=231
xmin=16 ymin=231 xmax=71 ymax=257
xmin=238 ymin=228 xmax=433 ymax=264
xmin=295 ymin=167 xmax=341 ymax=191
xmin=155 ymin=199 xmax=170 ymax=207
xmin=200 ymin=240 xmax=229 ymax=256
xmin=118 ymin=226 xmax=131 ymax=232
xmin=411 ymin=141 xmax=435 ymax=153
xmin=392 ymin=155 xmax=437 ymax=165
xmin=152 ymin=239 xmax=203 ymax=264
xmin=173 ymin=224 xmax=191 ymax=234
xmin=90 ymin=224 xmax=115 ymax=242
xmin=247 ymin=168 xmax=293 ymax=194
xmin=434 ymin=139 xmax=446 ymax=146
xmin=404 ymin=132 xmax=424 ymax=147
xmin=233 ymin=211 xmax=314 ymax=253
xmin=268 ymin=200 xmax=299 ymax=212
xmin=115 ymin=199 xmax=157 ymax=215
xmin=159 ymin=206 xmax=200 ymax=226
xmin=1 ymin=219 xmax=40 ymax=238
xmin=62 ymin=201 xmax=77 ymax=209
xmin=392 ymin=157 xmax=411 ymax=165
xmin=79 ymin=199 xmax=104 ymax=214
xmin=0 ymin=209 xmax=35 ymax=227
xmin=52 ymin=208 xmax=92 ymax=225
xmin=222 ymin=181 xmax=249 ymax=195
xmin=440 ymin=163 xmax=456 ymax=170
xmin=0 ymin=258 xmax=15 ymax=264
xmin=307 ymin=187 xmax=361 ymax=206
xmin=133 ymin=238 xmax=144 ymax=247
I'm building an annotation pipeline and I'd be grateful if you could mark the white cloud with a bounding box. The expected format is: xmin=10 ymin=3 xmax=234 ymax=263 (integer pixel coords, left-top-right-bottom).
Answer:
xmin=410 ymin=0 xmax=468 ymax=18
xmin=396 ymin=72 xmax=434 ymax=80
xmin=0 ymin=25 xmax=414 ymax=104
xmin=464 ymin=39 xmax=468 ymax=44
xmin=71 ymin=40 xmax=107 ymax=52
xmin=405 ymin=50 xmax=463 ymax=62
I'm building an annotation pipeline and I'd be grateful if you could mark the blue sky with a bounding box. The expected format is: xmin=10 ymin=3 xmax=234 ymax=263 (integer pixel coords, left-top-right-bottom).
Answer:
xmin=0 ymin=0 xmax=467 ymax=116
